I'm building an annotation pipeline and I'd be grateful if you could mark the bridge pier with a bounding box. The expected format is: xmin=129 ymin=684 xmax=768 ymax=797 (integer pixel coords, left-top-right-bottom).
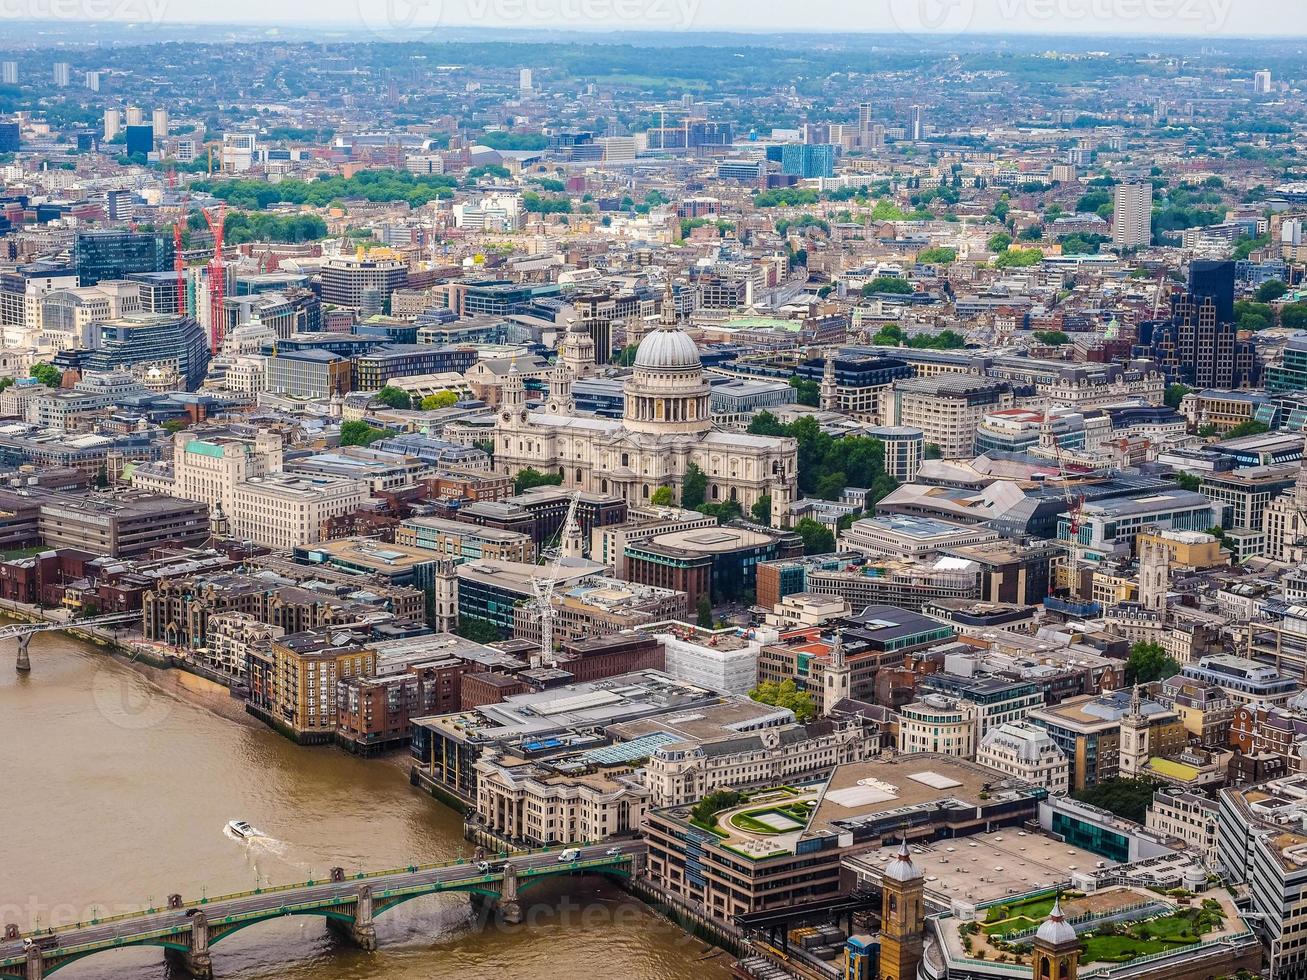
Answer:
xmin=25 ymin=946 xmax=41 ymax=980
xmin=15 ymin=634 xmax=31 ymax=673
xmin=326 ymin=884 xmax=377 ymax=951
xmin=164 ymin=911 xmax=213 ymax=979
xmin=498 ymin=863 xmax=523 ymax=924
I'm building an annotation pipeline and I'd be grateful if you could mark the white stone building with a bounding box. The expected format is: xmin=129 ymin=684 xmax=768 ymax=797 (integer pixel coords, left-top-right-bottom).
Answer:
xmin=643 ymin=720 xmax=880 ymax=809
xmin=495 ymin=318 xmax=798 ymax=525
xmin=975 ymin=721 xmax=1070 ymax=794
xmin=897 ymin=695 xmax=978 ymax=757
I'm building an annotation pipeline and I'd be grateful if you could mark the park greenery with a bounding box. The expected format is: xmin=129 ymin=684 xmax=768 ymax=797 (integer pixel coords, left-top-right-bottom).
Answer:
xmin=747 ymin=413 xmax=898 ymax=504
xmin=1071 ymin=776 xmax=1163 ymax=823
xmin=1125 ymin=641 xmax=1180 ymax=685
xmin=794 ymin=518 xmax=836 ymax=555
xmin=30 ymin=362 xmax=61 ymax=388
xmin=339 ymin=420 xmax=388 ymax=447
xmin=193 ymin=169 xmax=459 ymax=209
xmin=871 ymin=324 xmax=966 ymax=349
xmin=749 ymin=678 xmax=818 ymax=722
xmin=513 ymin=467 xmax=564 ymax=494
xmin=994 ymin=247 xmax=1043 ymax=268
xmin=862 ymin=276 xmax=914 ymax=296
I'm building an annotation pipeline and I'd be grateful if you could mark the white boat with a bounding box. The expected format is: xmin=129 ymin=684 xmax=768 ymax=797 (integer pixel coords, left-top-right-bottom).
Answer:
xmin=226 ymin=820 xmax=259 ymax=839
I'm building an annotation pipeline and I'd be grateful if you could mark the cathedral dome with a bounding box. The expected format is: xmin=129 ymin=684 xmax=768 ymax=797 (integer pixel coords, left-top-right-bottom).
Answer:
xmin=633 ymin=325 xmax=702 ymax=372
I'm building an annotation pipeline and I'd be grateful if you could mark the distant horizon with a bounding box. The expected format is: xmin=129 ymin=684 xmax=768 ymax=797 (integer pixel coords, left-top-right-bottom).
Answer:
xmin=2 ymin=0 xmax=1307 ymax=43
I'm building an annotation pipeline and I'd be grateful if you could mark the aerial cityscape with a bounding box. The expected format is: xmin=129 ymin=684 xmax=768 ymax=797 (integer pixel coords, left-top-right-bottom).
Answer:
xmin=4 ymin=6 xmax=1307 ymax=980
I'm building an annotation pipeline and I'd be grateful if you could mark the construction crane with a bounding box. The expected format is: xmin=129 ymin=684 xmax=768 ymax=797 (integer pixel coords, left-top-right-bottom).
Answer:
xmin=1048 ymin=432 xmax=1086 ymax=601
xmin=202 ymin=204 xmax=226 ymax=351
xmin=528 ymin=490 xmax=581 ymax=663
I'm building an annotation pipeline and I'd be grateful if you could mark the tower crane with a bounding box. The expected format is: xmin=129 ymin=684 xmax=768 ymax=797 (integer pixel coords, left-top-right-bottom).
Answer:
xmin=529 ymin=489 xmax=581 ymax=663
xmin=202 ymin=203 xmax=227 ymax=351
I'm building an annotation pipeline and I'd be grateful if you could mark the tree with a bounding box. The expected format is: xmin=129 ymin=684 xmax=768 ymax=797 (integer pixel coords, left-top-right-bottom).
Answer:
xmin=690 ymin=789 xmax=744 ymax=828
xmin=747 ymin=411 xmax=787 ymax=437
xmin=373 ymin=386 xmax=412 ymax=410
xmin=994 ymin=247 xmax=1043 ymax=268
xmin=1126 ymin=641 xmax=1180 ymax=685
xmin=1281 ymin=304 xmax=1307 ymax=331
xmin=751 ymin=494 xmax=772 ymax=525
xmin=750 ymin=678 xmax=818 ymax=723
xmin=615 ymin=343 xmax=640 ymax=367
xmin=925 ymin=443 xmax=943 ymax=460
xmin=696 ymin=594 xmax=713 ymax=628
xmin=420 ymin=391 xmax=459 ymax=410
xmin=513 ymin=468 xmax=564 ymax=494
xmin=1224 ymin=419 xmax=1270 ymax=439
xmin=161 ymin=418 xmax=189 ymax=434
xmin=862 ymin=276 xmax=914 ymax=296
xmin=1071 ymin=777 xmax=1161 ymax=824
xmin=1256 ymin=280 xmax=1288 ymax=303
xmin=1173 ymin=472 xmax=1201 ymax=492
xmin=795 ymin=518 xmax=836 ymax=555
xmin=681 ymin=462 xmax=708 ymax=511
xmin=918 ymin=246 xmax=957 ymax=265
xmin=1033 ymin=330 xmax=1070 ymax=346
xmin=456 ymin=616 xmax=504 ymax=643
xmin=789 ymin=376 xmax=820 ymax=407
xmin=30 ymin=362 xmax=61 ymax=388
xmin=651 ymin=486 xmax=675 ymax=506
xmin=987 ymin=231 xmax=1013 ymax=252
xmin=1164 ymin=384 xmax=1192 ymax=409
xmin=339 ymin=420 xmax=387 ymax=447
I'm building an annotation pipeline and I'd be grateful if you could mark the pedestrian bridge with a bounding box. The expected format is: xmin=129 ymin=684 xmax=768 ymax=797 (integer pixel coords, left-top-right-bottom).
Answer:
xmin=2 ymin=613 xmax=141 ymax=672
xmin=0 ymin=843 xmax=641 ymax=979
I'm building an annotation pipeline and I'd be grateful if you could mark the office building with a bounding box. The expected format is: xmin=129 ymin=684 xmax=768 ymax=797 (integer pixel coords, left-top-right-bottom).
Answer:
xmin=53 ymin=62 xmax=70 ymax=87
xmin=0 ymin=121 xmax=18 ymax=154
xmin=73 ymin=229 xmax=173 ymax=287
xmin=1 ymin=62 xmax=16 ymax=85
xmin=62 ymin=313 xmax=208 ymax=390
xmin=1254 ymin=69 xmax=1273 ymax=94
xmin=319 ymin=254 xmax=408 ymax=311
xmin=151 ymin=107 xmax=168 ymax=136
xmin=124 ymin=124 xmax=153 ymax=157
xmin=1112 ymin=182 xmax=1153 ymax=248
xmin=976 ymin=721 xmax=1070 ymax=794
xmin=780 ymin=143 xmax=835 ymax=179
xmin=518 ymin=68 xmax=532 ymax=92
xmin=1218 ymin=774 xmax=1307 ymax=979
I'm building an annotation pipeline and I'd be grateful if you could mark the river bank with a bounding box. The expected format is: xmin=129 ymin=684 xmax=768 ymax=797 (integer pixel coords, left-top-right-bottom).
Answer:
xmin=2 ymin=611 xmax=742 ymax=978
xmin=4 ymin=628 xmax=733 ymax=979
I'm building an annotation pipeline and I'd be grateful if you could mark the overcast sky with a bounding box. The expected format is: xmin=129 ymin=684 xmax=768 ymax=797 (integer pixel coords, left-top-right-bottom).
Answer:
xmin=5 ymin=0 xmax=1304 ymax=37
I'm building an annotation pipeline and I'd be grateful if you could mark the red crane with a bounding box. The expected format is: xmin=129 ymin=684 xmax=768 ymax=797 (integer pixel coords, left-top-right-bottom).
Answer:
xmin=173 ymin=220 xmax=185 ymax=315
xmin=202 ymin=204 xmax=226 ymax=351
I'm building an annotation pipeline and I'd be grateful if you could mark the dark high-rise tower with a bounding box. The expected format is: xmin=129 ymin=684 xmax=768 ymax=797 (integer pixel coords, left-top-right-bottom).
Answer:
xmin=1188 ymin=259 xmax=1236 ymax=325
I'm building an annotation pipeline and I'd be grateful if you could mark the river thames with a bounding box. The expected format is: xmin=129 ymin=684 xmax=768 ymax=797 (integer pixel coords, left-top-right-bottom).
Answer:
xmin=1 ymin=630 xmax=732 ymax=979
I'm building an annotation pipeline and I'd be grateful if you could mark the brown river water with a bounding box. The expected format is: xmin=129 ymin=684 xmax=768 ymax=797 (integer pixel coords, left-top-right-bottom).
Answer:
xmin=0 ymin=629 xmax=732 ymax=979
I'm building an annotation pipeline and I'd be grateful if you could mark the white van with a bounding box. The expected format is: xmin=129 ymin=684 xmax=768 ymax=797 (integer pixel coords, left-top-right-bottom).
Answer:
xmin=557 ymin=847 xmax=581 ymax=862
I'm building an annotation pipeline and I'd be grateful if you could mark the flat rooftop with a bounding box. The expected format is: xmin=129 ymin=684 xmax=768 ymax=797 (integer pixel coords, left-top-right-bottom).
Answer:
xmin=848 ymin=830 xmax=1111 ymax=907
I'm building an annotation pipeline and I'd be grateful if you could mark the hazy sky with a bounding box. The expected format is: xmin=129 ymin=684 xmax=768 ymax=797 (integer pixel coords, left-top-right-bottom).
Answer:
xmin=6 ymin=0 xmax=1304 ymax=37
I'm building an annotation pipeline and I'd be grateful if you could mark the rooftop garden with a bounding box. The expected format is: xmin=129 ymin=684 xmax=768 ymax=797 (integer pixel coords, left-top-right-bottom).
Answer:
xmin=960 ymin=893 xmax=1228 ymax=967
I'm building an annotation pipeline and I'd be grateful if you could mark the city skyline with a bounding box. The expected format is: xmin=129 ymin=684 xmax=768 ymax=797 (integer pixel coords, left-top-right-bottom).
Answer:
xmin=2 ymin=0 xmax=1307 ymax=37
